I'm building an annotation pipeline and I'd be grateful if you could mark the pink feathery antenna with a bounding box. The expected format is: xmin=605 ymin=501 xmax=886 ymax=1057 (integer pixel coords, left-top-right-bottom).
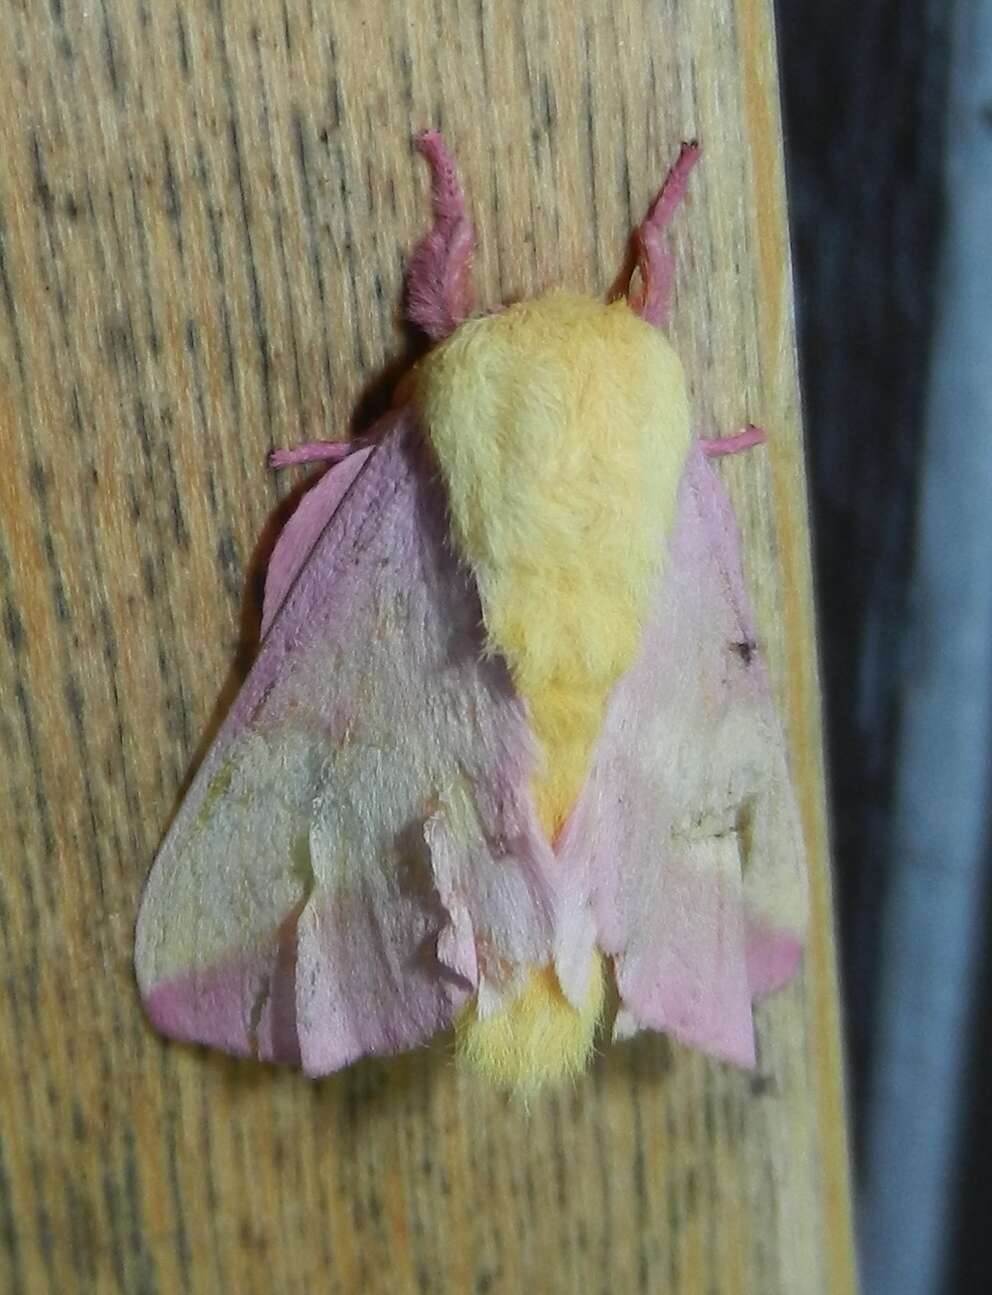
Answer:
xmin=404 ymin=130 xmax=477 ymax=341
xmin=629 ymin=140 xmax=701 ymax=329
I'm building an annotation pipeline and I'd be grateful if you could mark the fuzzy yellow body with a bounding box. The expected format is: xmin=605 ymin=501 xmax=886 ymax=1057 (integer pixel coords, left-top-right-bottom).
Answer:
xmin=417 ymin=292 xmax=691 ymax=1089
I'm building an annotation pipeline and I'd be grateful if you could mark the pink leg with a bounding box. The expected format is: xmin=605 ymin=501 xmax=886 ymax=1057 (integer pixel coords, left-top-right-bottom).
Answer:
xmin=405 ymin=131 xmax=476 ymax=341
xmin=699 ymin=425 xmax=767 ymax=457
xmin=268 ymin=441 xmax=354 ymax=470
xmin=629 ymin=142 xmax=701 ymax=328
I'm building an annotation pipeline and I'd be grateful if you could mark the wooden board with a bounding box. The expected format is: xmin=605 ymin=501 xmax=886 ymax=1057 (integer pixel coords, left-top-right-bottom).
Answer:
xmin=0 ymin=3 xmax=856 ymax=1292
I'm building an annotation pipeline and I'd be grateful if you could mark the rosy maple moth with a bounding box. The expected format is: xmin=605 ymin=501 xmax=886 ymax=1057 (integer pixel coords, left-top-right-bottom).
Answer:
xmin=135 ymin=132 xmax=807 ymax=1092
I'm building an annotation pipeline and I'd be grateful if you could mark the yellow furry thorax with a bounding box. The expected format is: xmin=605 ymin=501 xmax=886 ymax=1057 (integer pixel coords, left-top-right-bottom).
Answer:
xmin=415 ymin=291 xmax=691 ymax=1091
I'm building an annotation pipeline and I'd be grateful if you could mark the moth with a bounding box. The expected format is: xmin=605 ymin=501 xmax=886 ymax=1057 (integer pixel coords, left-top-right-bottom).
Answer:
xmin=136 ymin=133 xmax=807 ymax=1091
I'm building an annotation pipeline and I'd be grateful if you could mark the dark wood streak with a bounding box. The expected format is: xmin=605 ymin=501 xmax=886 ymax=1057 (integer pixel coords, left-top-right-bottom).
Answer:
xmin=0 ymin=1140 xmax=24 ymax=1295
xmin=63 ymin=1178 xmax=96 ymax=1289
xmin=628 ymin=1050 xmax=652 ymax=1292
xmin=0 ymin=212 xmax=27 ymax=382
xmin=192 ymin=136 xmax=245 ymax=430
xmin=99 ymin=0 xmax=123 ymax=98
xmin=324 ymin=135 xmax=371 ymax=372
xmin=100 ymin=1162 xmax=129 ymax=1294
xmin=194 ymin=1082 xmax=227 ymax=1292
xmin=182 ymin=321 xmax=219 ymax=516
xmin=11 ymin=679 xmax=51 ymax=932
xmin=161 ymin=135 xmax=183 ymax=250
xmin=0 ymin=4 xmax=851 ymax=1292
xmin=581 ymin=22 xmax=601 ymax=271
xmin=98 ymin=186 xmax=198 ymax=767
xmin=25 ymin=1167 xmax=54 ymax=1295
xmin=250 ymin=30 xmax=306 ymax=417
xmin=210 ymin=0 xmax=276 ymax=442
xmin=121 ymin=1127 xmax=158 ymax=1295
xmin=291 ymin=109 xmax=338 ymax=406
xmin=1 ymin=548 xmax=50 ymax=931
xmin=63 ymin=668 xmax=110 ymax=902
xmin=174 ymin=5 xmax=190 ymax=80
xmin=124 ymin=159 xmax=163 ymax=357
xmin=0 ymin=287 xmax=64 ymax=928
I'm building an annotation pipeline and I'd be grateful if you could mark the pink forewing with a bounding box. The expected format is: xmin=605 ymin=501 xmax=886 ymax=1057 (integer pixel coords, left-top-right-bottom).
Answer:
xmin=136 ymin=413 xmax=555 ymax=1073
xmin=261 ymin=443 xmax=374 ymax=637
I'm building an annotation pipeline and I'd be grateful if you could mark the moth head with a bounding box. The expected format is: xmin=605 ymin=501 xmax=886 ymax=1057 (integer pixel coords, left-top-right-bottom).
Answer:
xmin=403 ymin=131 xmax=697 ymax=473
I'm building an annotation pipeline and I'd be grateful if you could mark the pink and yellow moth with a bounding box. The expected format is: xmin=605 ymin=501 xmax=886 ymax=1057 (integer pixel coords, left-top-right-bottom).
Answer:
xmin=135 ymin=133 xmax=807 ymax=1092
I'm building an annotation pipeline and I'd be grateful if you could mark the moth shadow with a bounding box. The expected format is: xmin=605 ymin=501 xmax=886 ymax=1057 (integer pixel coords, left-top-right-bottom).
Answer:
xmin=592 ymin=1030 xmax=675 ymax=1091
xmin=327 ymin=1037 xmax=453 ymax=1124
xmin=162 ymin=475 xmax=314 ymax=828
xmin=585 ymin=957 xmax=677 ymax=1089
xmin=607 ymin=234 xmax=638 ymax=306
xmin=162 ymin=336 xmax=428 ymax=833
xmin=348 ymin=319 xmax=428 ymax=435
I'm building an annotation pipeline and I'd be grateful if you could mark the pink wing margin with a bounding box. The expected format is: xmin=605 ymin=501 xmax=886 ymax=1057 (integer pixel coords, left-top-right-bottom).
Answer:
xmin=555 ymin=446 xmax=807 ymax=1067
xmin=135 ymin=411 xmax=556 ymax=1074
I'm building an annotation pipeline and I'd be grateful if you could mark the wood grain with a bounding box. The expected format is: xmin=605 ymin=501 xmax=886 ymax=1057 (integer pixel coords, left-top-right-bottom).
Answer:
xmin=0 ymin=3 xmax=855 ymax=1292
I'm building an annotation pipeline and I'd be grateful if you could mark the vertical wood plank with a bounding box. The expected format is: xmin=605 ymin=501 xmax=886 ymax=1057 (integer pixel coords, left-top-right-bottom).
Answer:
xmin=0 ymin=3 xmax=856 ymax=1292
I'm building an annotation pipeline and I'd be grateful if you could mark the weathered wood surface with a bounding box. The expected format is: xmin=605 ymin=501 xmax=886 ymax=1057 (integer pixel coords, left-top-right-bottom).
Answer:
xmin=0 ymin=3 xmax=855 ymax=1292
